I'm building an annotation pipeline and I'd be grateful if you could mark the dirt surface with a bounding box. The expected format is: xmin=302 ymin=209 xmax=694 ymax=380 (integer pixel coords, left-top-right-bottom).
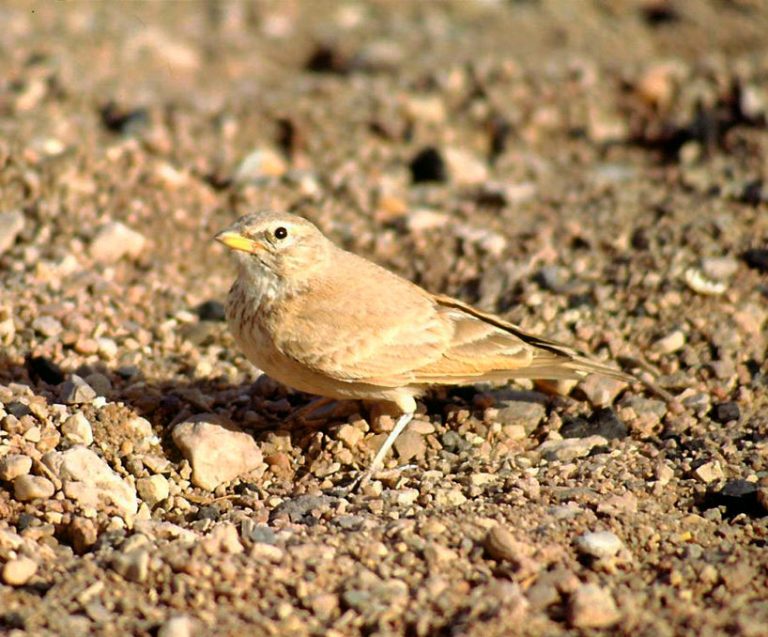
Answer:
xmin=1 ymin=1 xmax=768 ymax=635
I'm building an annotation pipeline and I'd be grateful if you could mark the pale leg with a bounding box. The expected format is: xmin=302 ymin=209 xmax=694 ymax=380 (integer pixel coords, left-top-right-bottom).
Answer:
xmin=349 ymin=410 xmax=414 ymax=492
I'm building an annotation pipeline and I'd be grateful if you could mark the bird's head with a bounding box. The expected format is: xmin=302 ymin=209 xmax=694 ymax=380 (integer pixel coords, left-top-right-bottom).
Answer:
xmin=215 ymin=211 xmax=332 ymax=284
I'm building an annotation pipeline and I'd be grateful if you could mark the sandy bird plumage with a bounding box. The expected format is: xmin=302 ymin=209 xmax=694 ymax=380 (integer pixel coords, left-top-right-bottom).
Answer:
xmin=216 ymin=211 xmax=635 ymax=487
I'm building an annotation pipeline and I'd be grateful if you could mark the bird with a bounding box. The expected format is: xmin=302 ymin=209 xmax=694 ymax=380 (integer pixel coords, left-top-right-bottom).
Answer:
xmin=215 ymin=211 xmax=639 ymax=489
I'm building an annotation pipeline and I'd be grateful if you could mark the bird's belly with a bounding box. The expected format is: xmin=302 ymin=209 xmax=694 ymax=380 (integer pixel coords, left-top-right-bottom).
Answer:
xmin=229 ymin=316 xmax=417 ymax=407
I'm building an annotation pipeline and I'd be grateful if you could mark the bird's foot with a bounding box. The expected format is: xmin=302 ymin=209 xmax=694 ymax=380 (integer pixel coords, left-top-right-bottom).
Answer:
xmin=344 ymin=464 xmax=418 ymax=495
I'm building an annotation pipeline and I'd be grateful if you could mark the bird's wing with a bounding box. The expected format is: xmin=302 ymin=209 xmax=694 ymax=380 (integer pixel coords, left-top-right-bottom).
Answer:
xmin=274 ymin=247 xmax=630 ymax=389
xmin=273 ymin=252 xmax=453 ymax=387
xmin=409 ymin=294 xmax=634 ymax=385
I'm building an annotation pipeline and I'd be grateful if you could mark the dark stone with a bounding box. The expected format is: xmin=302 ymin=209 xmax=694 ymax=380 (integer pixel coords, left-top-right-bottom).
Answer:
xmin=234 ymin=482 xmax=259 ymax=495
xmin=92 ymin=529 xmax=127 ymax=551
xmin=535 ymin=265 xmax=571 ymax=294
xmin=440 ymin=430 xmax=471 ymax=453
xmin=701 ymin=480 xmax=763 ymax=518
xmin=196 ymin=300 xmax=227 ymax=322
xmin=560 ymin=408 xmax=628 ymax=440
xmin=25 ymin=354 xmax=64 ymax=385
xmin=6 ymin=401 xmax=31 ymax=418
xmin=631 ymin=227 xmax=651 ymax=250
xmin=335 ymin=514 xmax=365 ymax=530
xmin=196 ymin=505 xmax=220 ymax=521
xmin=179 ymin=321 xmax=218 ymax=346
xmin=591 ymin=408 xmax=629 ymax=439
xmin=740 ymin=180 xmax=764 ymax=206
xmin=241 ymin=523 xmax=276 ymax=544
xmin=722 ymin=480 xmax=756 ymax=499
xmin=567 ymin=292 xmax=594 ymax=309
xmin=410 ymin=147 xmax=447 ymax=183
xmin=116 ymin=365 xmax=140 ymax=379
xmin=558 ymin=416 xmax=591 ymax=439
xmin=712 ymin=402 xmax=740 ymax=423
xmin=742 ymin=249 xmax=768 ymax=273
xmin=305 ymin=44 xmax=351 ymax=74
xmin=641 ymin=2 xmax=681 ymax=26
xmin=270 ymin=494 xmax=335 ymax=523
xmin=16 ymin=513 xmax=37 ymax=532
xmin=487 ymin=113 xmax=511 ymax=162
xmin=0 ymin=612 xmax=25 ymax=630
xmin=99 ymin=101 xmax=149 ymax=135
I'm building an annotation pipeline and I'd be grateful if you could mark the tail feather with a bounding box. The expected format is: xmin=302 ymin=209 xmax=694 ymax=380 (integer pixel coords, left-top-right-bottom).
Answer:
xmin=433 ymin=293 xmax=634 ymax=383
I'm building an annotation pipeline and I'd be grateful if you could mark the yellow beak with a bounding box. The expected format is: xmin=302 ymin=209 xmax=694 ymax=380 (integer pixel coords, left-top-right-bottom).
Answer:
xmin=215 ymin=230 xmax=261 ymax=253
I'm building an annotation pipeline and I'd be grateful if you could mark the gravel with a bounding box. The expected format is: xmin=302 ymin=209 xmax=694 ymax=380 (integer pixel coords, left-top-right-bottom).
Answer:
xmin=1 ymin=2 xmax=767 ymax=636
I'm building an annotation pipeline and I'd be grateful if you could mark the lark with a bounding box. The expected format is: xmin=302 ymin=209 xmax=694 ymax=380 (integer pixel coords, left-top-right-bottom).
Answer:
xmin=216 ymin=211 xmax=641 ymax=488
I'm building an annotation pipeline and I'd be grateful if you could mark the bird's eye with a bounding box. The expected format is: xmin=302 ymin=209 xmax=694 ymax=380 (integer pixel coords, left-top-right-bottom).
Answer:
xmin=274 ymin=226 xmax=288 ymax=240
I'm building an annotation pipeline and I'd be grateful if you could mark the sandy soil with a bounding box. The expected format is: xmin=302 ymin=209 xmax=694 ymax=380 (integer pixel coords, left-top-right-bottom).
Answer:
xmin=1 ymin=1 xmax=768 ymax=636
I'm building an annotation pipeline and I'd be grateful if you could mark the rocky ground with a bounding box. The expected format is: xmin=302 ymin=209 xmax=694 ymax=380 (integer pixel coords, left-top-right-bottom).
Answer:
xmin=1 ymin=1 xmax=768 ymax=635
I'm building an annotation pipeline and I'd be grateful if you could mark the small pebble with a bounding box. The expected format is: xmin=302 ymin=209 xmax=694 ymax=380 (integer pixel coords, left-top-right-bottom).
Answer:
xmin=2 ymin=556 xmax=37 ymax=586
xmin=234 ymin=148 xmax=287 ymax=183
xmin=158 ymin=615 xmax=196 ymax=637
xmin=410 ymin=147 xmax=446 ymax=183
xmin=60 ymin=375 xmax=97 ymax=404
xmin=574 ymin=531 xmax=624 ymax=559
xmin=62 ymin=412 xmax=94 ymax=445
xmin=568 ymin=583 xmax=620 ymax=628
xmin=137 ymin=475 xmax=170 ymax=507
xmin=443 ymin=146 xmax=489 ymax=185
xmin=693 ymin=460 xmax=725 ymax=484
xmin=484 ymin=526 xmax=525 ymax=563
xmin=90 ymin=221 xmax=147 ymax=263
xmin=654 ymin=330 xmax=686 ymax=354
xmin=494 ymin=400 xmax=546 ymax=434
xmin=32 ymin=316 xmax=63 ymax=338
xmin=172 ymin=414 xmax=265 ymax=490
xmin=0 ymin=210 xmax=24 ymax=255
xmin=0 ymin=454 xmax=33 ymax=481
xmin=393 ymin=430 xmax=426 ymax=462
xmin=112 ymin=549 xmax=150 ymax=583
xmin=14 ymin=475 xmax=55 ymax=501
xmin=537 ymin=435 xmax=608 ymax=462
xmin=711 ymin=402 xmax=740 ymax=423
xmin=701 ymin=256 xmax=739 ymax=280
xmin=577 ymin=376 xmax=628 ymax=408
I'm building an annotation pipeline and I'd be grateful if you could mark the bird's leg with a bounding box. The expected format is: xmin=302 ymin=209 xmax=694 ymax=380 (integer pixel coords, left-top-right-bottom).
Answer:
xmin=349 ymin=410 xmax=414 ymax=492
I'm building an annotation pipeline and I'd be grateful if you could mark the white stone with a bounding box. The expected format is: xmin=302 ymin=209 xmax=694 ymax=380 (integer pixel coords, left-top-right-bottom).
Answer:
xmin=32 ymin=316 xmax=63 ymax=337
xmin=2 ymin=556 xmax=37 ymax=586
xmin=13 ymin=475 xmax=55 ymax=501
xmin=0 ymin=454 xmax=33 ymax=481
xmin=158 ymin=615 xmax=196 ymax=637
xmin=568 ymin=583 xmax=620 ymax=628
xmin=61 ymin=412 xmax=94 ymax=446
xmin=693 ymin=460 xmax=725 ymax=484
xmin=574 ymin=531 xmax=624 ymax=559
xmin=137 ymin=474 xmax=170 ymax=507
xmin=44 ymin=446 xmax=138 ymax=517
xmin=234 ymin=148 xmax=286 ymax=183
xmin=90 ymin=221 xmax=146 ymax=263
xmin=172 ymin=414 xmax=264 ymax=491
xmin=653 ymin=330 xmax=686 ymax=354
xmin=444 ymin=147 xmax=489 ymax=185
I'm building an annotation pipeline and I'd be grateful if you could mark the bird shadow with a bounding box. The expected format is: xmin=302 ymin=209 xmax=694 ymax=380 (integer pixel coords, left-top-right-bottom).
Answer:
xmin=0 ymin=348 xmax=557 ymax=474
